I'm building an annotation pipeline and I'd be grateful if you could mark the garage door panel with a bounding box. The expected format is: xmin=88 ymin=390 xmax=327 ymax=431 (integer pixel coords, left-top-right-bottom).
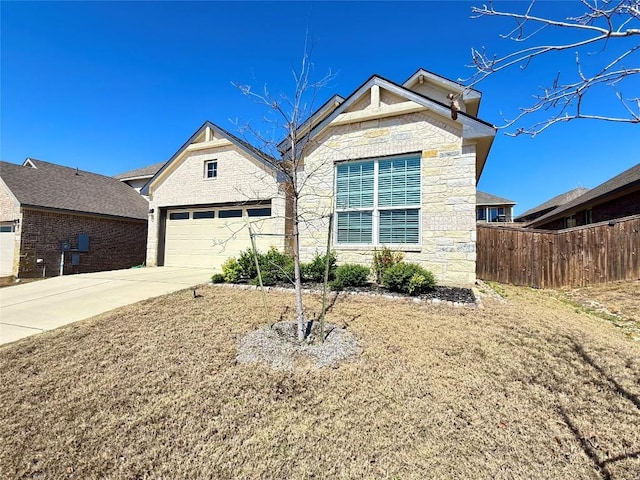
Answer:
xmin=163 ymin=208 xmax=275 ymax=269
xmin=1 ymin=231 xmax=15 ymax=276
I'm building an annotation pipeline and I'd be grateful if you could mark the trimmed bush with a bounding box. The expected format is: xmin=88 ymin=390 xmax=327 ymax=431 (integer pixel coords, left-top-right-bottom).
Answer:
xmin=236 ymin=248 xmax=258 ymax=279
xmin=334 ymin=264 xmax=370 ymax=288
xmin=251 ymin=270 xmax=276 ymax=286
xmin=221 ymin=258 xmax=242 ymax=283
xmin=211 ymin=273 xmax=226 ymax=284
xmin=301 ymin=251 xmax=337 ymax=282
xmin=260 ymin=246 xmax=294 ymax=283
xmin=372 ymin=247 xmax=405 ymax=284
xmin=382 ymin=262 xmax=436 ymax=295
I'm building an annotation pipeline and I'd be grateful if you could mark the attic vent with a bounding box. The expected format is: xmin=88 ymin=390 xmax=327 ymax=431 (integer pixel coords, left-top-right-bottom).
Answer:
xmin=24 ymin=159 xmax=37 ymax=168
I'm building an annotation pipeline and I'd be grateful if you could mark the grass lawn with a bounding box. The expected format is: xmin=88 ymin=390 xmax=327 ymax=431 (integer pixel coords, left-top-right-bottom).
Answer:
xmin=1 ymin=283 xmax=639 ymax=479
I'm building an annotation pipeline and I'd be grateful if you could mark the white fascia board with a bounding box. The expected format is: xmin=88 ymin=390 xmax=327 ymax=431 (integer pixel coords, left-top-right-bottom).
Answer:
xmin=309 ymin=77 xmax=495 ymax=143
xmin=403 ymin=69 xmax=482 ymax=101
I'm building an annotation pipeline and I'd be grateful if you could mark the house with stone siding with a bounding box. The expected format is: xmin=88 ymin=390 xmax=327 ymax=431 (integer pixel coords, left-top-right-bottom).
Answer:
xmin=292 ymin=69 xmax=496 ymax=286
xmin=0 ymin=158 xmax=148 ymax=277
xmin=141 ymin=122 xmax=287 ymax=269
xmin=139 ymin=68 xmax=496 ymax=286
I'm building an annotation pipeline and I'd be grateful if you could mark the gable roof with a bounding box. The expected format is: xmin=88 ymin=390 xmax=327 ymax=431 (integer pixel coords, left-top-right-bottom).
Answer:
xmin=298 ymin=74 xmax=496 ymax=181
xmin=141 ymin=121 xmax=278 ymax=196
xmin=0 ymin=158 xmax=149 ymax=220
xmin=276 ymin=94 xmax=345 ymax=152
xmin=114 ymin=161 xmax=165 ymax=181
xmin=515 ymin=187 xmax=590 ymax=221
xmin=527 ymin=163 xmax=640 ymax=227
xmin=477 ymin=190 xmax=516 ymax=206
xmin=403 ymin=67 xmax=482 ymax=116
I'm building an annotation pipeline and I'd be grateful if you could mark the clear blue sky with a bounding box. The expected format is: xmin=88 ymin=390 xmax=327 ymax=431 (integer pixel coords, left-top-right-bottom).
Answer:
xmin=1 ymin=1 xmax=638 ymax=215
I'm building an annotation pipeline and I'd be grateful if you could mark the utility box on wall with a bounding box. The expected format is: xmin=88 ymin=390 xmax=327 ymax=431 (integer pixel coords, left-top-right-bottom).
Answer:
xmin=78 ymin=234 xmax=89 ymax=252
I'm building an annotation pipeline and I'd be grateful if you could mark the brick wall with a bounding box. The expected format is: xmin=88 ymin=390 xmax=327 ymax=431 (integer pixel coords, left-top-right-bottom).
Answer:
xmin=299 ymin=110 xmax=478 ymax=286
xmin=19 ymin=209 xmax=147 ymax=277
xmin=535 ymin=190 xmax=640 ymax=230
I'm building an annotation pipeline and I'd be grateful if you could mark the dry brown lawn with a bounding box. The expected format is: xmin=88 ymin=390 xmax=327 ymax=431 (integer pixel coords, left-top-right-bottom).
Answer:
xmin=556 ymin=281 xmax=640 ymax=340
xmin=1 ymin=283 xmax=639 ymax=479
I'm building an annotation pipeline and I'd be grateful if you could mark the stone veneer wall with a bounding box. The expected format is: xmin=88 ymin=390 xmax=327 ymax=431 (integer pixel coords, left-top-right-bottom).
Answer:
xmin=0 ymin=181 xmax=23 ymax=276
xmin=146 ymin=145 xmax=286 ymax=266
xmin=297 ymin=111 xmax=477 ymax=286
xmin=19 ymin=209 xmax=147 ymax=277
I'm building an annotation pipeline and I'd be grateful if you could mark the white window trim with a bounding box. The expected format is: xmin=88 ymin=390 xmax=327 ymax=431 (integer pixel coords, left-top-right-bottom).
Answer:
xmin=204 ymin=160 xmax=218 ymax=179
xmin=333 ymin=155 xmax=422 ymax=248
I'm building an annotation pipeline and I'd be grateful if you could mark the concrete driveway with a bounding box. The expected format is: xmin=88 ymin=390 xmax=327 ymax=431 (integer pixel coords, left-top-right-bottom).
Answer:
xmin=0 ymin=267 xmax=212 ymax=345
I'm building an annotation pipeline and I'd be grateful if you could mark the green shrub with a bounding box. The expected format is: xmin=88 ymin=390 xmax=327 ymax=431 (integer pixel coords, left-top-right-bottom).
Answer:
xmin=260 ymin=246 xmax=294 ymax=282
xmin=301 ymin=251 xmax=337 ymax=282
xmin=334 ymin=263 xmax=370 ymax=288
xmin=382 ymin=262 xmax=436 ymax=295
xmin=211 ymin=273 xmax=226 ymax=284
xmin=407 ymin=273 xmax=430 ymax=295
xmin=251 ymin=270 xmax=276 ymax=286
xmin=372 ymin=247 xmax=405 ymax=284
xmin=236 ymin=248 xmax=258 ymax=279
xmin=221 ymin=258 xmax=242 ymax=283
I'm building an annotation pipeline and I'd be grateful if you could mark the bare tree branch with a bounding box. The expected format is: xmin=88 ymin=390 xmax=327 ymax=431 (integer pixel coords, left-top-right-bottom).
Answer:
xmin=463 ymin=0 xmax=640 ymax=136
xmin=231 ymin=44 xmax=337 ymax=341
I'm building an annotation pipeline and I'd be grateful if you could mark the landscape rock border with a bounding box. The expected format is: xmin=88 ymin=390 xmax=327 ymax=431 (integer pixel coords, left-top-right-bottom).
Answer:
xmin=209 ymin=282 xmax=482 ymax=309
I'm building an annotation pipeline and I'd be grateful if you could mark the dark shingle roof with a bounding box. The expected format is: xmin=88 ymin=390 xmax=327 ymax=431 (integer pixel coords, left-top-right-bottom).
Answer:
xmin=527 ymin=163 xmax=640 ymax=227
xmin=1 ymin=159 xmax=148 ymax=220
xmin=515 ymin=187 xmax=590 ymax=220
xmin=114 ymin=161 xmax=165 ymax=180
xmin=476 ymin=190 xmax=516 ymax=206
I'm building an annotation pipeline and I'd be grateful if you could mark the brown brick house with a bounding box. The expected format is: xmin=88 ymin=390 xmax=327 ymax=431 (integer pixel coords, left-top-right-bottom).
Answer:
xmin=0 ymin=158 xmax=149 ymax=277
xmin=525 ymin=163 xmax=640 ymax=230
xmin=514 ymin=187 xmax=590 ymax=224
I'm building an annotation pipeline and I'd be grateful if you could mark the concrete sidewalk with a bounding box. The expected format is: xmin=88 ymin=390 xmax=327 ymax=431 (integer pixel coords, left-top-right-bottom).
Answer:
xmin=0 ymin=267 xmax=212 ymax=345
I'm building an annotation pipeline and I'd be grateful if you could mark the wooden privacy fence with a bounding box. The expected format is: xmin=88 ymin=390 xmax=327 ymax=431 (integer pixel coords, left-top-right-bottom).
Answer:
xmin=476 ymin=215 xmax=640 ymax=288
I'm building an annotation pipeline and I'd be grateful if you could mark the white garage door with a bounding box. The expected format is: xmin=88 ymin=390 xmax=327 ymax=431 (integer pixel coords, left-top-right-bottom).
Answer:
xmin=164 ymin=205 xmax=277 ymax=269
xmin=0 ymin=224 xmax=16 ymax=276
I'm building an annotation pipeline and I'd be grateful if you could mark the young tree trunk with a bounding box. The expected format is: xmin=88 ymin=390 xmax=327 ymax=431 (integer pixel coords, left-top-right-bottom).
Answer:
xmin=291 ymin=193 xmax=305 ymax=342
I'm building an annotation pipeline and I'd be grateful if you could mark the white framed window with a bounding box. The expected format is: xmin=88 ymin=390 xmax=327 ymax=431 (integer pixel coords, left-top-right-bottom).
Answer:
xmin=488 ymin=207 xmax=505 ymax=222
xmin=205 ymin=160 xmax=218 ymax=179
xmin=169 ymin=212 xmax=190 ymax=220
xmin=335 ymin=154 xmax=421 ymax=245
xmin=564 ymin=214 xmax=577 ymax=228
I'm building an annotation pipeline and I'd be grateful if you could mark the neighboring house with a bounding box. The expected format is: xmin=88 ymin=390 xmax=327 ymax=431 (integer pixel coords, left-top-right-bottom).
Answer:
xmin=476 ymin=191 xmax=516 ymax=222
xmin=526 ymin=163 xmax=640 ymax=230
xmin=0 ymin=158 xmax=148 ymax=277
xmin=139 ymin=68 xmax=496 ymax=286
xmin=141 ymin=122 xmax=286 ymax=269
xmin=514 ymin=187 xmax=589 ymax=223
xmin=114 ymin=161 xmax=165 ymax=192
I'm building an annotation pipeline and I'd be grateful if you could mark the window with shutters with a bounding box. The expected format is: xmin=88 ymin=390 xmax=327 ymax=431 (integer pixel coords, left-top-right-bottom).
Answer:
xmin=335 ymin=154 xmax=421 ymax=245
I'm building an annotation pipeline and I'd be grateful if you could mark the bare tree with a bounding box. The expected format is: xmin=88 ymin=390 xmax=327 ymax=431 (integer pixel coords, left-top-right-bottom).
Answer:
xmin=464 ymin=0 xmax=640 ymax=136
xmin=233 ymin=51 xmax=335 ymax=342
